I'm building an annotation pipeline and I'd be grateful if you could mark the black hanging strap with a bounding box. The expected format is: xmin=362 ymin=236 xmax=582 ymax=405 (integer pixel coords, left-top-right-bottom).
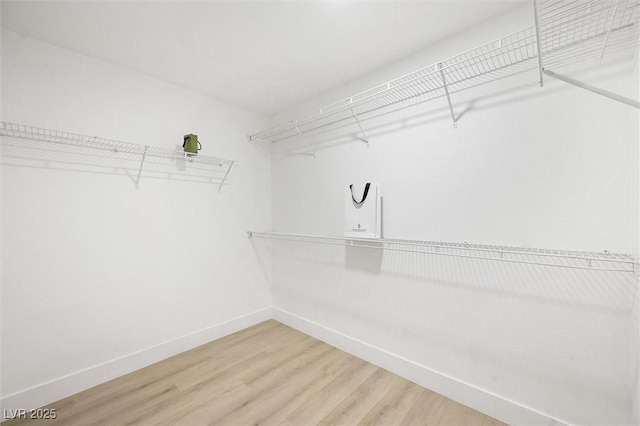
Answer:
xmin=350 ymin=183 xmax=371 ymax=205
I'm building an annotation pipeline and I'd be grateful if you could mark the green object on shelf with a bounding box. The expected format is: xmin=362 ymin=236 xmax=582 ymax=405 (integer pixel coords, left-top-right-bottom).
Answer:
xmin=183 ymin=134 xmax=201 ymax=156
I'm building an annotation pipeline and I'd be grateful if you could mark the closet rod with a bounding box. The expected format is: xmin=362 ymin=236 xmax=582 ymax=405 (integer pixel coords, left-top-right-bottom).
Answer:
xmin=248 ymin=231 xmax=638 ymax=274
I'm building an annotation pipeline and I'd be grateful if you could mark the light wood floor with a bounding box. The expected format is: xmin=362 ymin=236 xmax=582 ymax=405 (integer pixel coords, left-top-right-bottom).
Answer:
xmin=5 ymin=320 xmax=505 ymax=426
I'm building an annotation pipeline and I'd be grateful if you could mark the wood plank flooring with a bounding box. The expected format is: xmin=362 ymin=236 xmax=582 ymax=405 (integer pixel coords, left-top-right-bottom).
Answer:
xmin=4 ymin=320 xmax=505 ymax=425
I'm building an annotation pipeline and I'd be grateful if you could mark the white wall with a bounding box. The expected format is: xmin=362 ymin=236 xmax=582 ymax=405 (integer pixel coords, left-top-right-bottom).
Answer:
xmin=267 ymin=5 xmax=640 ymax=425
xmin=1 ymin=29 xmax=272 ymax=412
xmin=2 ymin=4 xmax=638 ymax=425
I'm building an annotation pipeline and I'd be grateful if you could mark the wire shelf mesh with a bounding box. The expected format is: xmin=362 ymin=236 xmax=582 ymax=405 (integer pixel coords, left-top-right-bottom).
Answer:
xmin=0 ymin=122 xmax=236 ymax=186
xmin=537 ymin=0 xmax=640 ymax=73
xmin=249 ymin=231 xmax=638 ymax=274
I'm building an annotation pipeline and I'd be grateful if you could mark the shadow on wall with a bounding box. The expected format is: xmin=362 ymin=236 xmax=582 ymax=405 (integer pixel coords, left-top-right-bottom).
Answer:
xmin=249 ymin=236 xmax=387 ymax=281
xmin=249 ymin=234 xmax=274 ymax=284
xmin=276 ymin=272 xmax=634 ymax=425
xmin=345 ymin=241 xmax=384 ymax=275
xmin=346 ymin=195 xmax=385 ymax=274
xmin=255 ymin=238 xmax=637 ymax=315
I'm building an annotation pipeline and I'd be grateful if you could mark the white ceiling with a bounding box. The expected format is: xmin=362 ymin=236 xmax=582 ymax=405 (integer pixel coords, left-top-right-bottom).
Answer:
xmin=1 ymin=1 xmax=526 ymax=115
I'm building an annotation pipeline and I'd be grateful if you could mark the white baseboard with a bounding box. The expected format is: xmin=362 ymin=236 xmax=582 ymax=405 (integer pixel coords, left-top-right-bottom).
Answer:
xmin=2 ymin=306 xmax=571 ymax=425
xmin=1 ymin=307 xmax=272 ymax=415
xmin=273 ymin=307 xmax=568 ymax=426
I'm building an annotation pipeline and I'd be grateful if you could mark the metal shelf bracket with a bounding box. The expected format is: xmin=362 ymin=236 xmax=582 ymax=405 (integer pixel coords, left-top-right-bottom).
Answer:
xmin=543 ymin=69 xmax=640 ymax=109
xmin=349 ymin=101 xmax=370 ymax=146
xmin=535 ymin=0 xmax=639 ymax=107
xmin=438 ymin=63 xmax=458 ymax=128
xmin=532 ymin=0 xmax=545 ymax=87
xmin=134 ymin=145 xmax=148 ymax=190
xmin=218 ymin=160 xmax=235 ymax=193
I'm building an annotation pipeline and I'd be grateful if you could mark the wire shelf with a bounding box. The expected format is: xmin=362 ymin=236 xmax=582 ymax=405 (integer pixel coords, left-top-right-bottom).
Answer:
xmin=0 ymin=122 xmax=236 ymax=191
xmin=537 ymin=0 xmax=640 ymax=72
xmin=248 ymin=231 xmax=639 ymax=274
xmin=250 ymin=27 xmax=539 ymax=145
xmin=250 ymin=0 xmax=639 ymax=147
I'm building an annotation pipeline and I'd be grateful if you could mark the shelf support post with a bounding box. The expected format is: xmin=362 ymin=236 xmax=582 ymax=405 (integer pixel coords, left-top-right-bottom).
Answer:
xmin=134 ymin=146 xmax=148 ymax=189
xmin=438 ymin=63 xmax=457 ymax=128
xmin=532 ymin=0 xmax=545 ymax=87
xmin=349 ymin=105 xmax=370 ymax=146
xmin=543 ymin=69 xmax=640 ymax=108
xmin=218 ymin=161 xmax=234 ymax=193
